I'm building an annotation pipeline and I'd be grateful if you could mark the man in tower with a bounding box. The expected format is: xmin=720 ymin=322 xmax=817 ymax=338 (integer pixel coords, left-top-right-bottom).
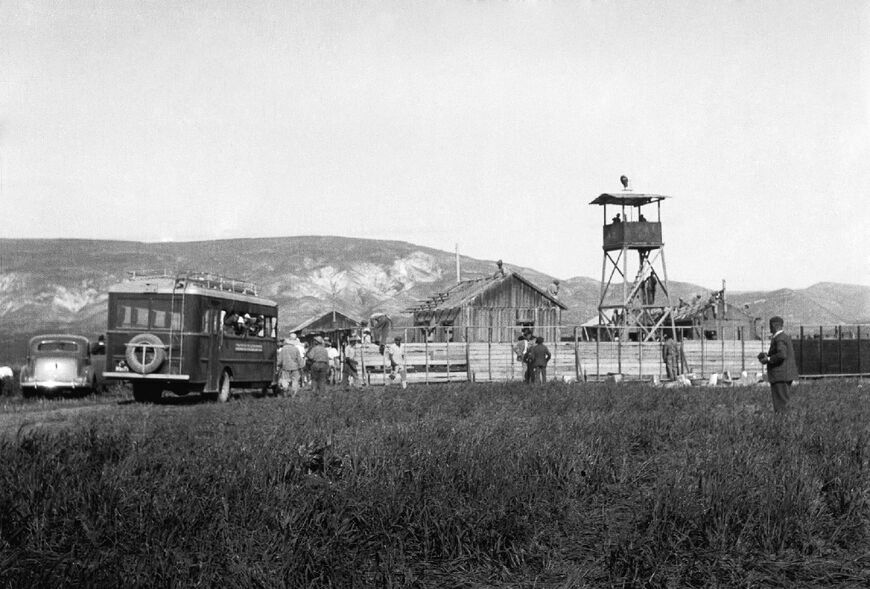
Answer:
xmin=757 ymin=316 xmax=799 ymax=413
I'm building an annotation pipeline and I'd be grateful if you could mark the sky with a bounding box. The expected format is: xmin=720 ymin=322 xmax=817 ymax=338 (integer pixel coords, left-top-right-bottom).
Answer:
xmin=1 ymin=0 xmax=869 ymax=291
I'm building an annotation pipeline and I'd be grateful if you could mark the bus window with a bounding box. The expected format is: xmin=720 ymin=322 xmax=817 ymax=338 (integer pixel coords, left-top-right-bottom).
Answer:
xmin=116 ymin=304 xmax=132 ymax=327
xmin=246 ymin=315 xmax=267 ymax=337
xmin=203 ymin=309 xmax=215 ymax=333
xmin=222 ymin=310 xmax=247 ymax=336
xmin=149 ymin=300 xmax=181 ymax=330
xmin=132 ymin=306 xmax=149 ymax=328
xmin=151 ymin=309 xmax=181 ymax=330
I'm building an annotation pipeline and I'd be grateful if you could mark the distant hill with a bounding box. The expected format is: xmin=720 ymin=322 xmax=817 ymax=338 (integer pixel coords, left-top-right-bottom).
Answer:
xmin=1 ymin=237 xmax=868 ymax=364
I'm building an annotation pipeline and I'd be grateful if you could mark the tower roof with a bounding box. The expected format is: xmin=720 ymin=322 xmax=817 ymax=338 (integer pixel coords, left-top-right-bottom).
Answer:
xmin=590 ymin=193 xmax=669 ymax=206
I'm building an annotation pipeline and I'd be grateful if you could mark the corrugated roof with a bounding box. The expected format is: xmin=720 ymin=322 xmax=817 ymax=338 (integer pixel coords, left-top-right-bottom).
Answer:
xmin=589 ymin=193 xmax=670 ymax=206
xmin=405 ymin=272 xmax=567 ymax=313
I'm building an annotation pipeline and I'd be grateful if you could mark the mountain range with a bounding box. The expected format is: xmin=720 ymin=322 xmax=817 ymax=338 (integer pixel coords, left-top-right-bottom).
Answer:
xmin=1 ymin=237 xmax=868 ymax=364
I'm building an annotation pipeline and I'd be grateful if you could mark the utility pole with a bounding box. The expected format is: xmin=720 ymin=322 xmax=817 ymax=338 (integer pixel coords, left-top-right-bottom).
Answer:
xmin=455 ymin=243 xmax=461 ymax=284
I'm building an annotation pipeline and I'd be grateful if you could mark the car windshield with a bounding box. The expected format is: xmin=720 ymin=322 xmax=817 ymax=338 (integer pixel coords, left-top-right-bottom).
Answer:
xmin=36 ymin=341 xmax=79 ymax=352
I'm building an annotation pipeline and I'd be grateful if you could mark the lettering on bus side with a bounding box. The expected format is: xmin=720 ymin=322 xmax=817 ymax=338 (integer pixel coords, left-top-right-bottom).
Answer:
xmin=235 ymin=343 xmax=264 ymax=352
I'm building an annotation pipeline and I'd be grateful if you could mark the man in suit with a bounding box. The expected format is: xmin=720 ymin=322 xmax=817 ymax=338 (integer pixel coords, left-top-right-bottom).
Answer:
xmin=757 ymin=316 xmax=799 ymax=412
xmin=528 ymin=336 xmax=552 ymax=385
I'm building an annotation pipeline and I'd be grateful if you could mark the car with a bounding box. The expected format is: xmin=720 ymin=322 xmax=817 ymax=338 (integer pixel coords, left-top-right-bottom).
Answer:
xmin=19 ymin=334 xmax=106 ymax=397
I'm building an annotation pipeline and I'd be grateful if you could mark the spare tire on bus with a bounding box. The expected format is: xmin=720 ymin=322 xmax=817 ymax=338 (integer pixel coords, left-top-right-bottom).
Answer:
xmin=125 ymin=333 xmax=166 ymax=374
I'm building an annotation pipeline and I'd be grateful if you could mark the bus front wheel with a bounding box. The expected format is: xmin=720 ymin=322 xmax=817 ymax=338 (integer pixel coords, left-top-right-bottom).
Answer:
xmin=217 ymin=371 xmax=232 ymax=403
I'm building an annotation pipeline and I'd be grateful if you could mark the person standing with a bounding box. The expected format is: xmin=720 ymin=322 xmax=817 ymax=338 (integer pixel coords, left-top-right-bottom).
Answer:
xmin=514 ymin=335 xmax=530 ymax=382
xmin=342 ymin=336 xmax=362 ymax=389
xmin=522 ymin=333 xmax=536 ymax=383
xmin=387 ymin=336 xmax=408 ymax=389
xmin=326 ymin=340 xmax=341 ymax=384
xmin=662 ymin=332 xmax=679 ymax=380
xmin=528 ymin=336 xmax=552 ymax=384
xmin=306 ymin=336 xmax=331 ymax=396
xmin=276 ymin=337 xmax=304 ymax=398
xmin=757 ymin=316 xmax=799 ymax=413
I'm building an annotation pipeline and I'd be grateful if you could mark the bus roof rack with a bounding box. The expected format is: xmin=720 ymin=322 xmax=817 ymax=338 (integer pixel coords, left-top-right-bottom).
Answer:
xmin=125 ymin=270 xmax=259 ymax=296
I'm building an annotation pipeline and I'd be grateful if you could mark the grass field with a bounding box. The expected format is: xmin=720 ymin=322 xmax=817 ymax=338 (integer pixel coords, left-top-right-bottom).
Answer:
xmin=1 ymin=381 xmax=868 ymax=587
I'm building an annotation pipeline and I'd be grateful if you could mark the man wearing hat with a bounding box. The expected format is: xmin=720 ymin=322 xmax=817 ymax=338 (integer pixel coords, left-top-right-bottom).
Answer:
xmin=276 ymin=334 xmax=303 ymax=397
xmin=305 ymin=336 xmax=331 ymax=395
xmin=387 ymin=336 xmax=408 ymax=389
xmin=757 ymin=316 xmax=799 ymax=412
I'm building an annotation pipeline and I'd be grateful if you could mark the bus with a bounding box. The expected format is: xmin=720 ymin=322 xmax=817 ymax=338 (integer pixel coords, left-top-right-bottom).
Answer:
xmin=102 ymin=272 xmax=279 ymax=402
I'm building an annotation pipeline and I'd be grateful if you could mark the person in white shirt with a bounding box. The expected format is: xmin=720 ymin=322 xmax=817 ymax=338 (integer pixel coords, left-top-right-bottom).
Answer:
xmin=326 ymin=340 xmax=341 ymax=384
xmin=387 ymin=336 xmax=408 ymax=389
xmin=343 ymin=336 xmax=362 ymax=388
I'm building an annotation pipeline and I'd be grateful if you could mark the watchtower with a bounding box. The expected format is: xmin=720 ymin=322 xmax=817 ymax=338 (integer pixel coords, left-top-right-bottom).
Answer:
xmin=590 ymin=181 xmax=676 ymax=342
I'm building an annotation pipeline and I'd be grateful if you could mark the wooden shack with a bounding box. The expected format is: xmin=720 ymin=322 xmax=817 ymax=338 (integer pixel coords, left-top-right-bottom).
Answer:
xmin=289 ymin=310 xmax=362 ymax=344
xmin=405 ymin=272 xmax=567 ymax=343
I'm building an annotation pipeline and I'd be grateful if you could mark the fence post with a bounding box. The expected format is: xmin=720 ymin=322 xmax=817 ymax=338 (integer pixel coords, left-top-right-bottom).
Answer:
xmin=617 ymin=327 xmax=623 ymax=375
xmin=595 ymin=330 xmax=600 ymax=381
xmin=798 ymin=325 xmax=804 ymax=376
xmin=446 ymin=332 xmax=452 ymax=383
xmin=464 ymin=326 xmax=470 ymax=382
xmin=382 ymin=345 xmax=388 ymax=387
xmin=858 ymin=325 xmax=863 ymax=378
xmin=574 ymin=326 xmax=580 ymax=382
xmin=487 ymin=326 xmax=492 ymax=382
xmin=510 ymin=333 xmax=515 ymax=381
xmin=838 ymin=325 xmax=843 ymax=375
xmin=818 ymin=326 xmax=823 ymax=376
xmin=553 ymin=325 xmax=558 ymax=381
xmin=638 ymin=333 xmax=643 ymax=380
xmin=424 ymin=327 xmax=430 ymax=385
xmin=360 ymin=342 xmax=368 ymax=386
xmin=740 ymin=327 xmax=745 ymax=373
xmin=700 ymin=332 xmax=705 ymax=378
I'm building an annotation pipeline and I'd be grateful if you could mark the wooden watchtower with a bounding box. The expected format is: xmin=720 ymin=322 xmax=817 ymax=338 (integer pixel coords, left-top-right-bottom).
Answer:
xmin=590 ymin=182 xmax=677 ymax=342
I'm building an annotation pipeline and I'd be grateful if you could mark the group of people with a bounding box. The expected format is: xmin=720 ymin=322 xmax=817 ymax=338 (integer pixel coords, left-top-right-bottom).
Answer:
xmin=275 ymin=316 xmax=800 ymax=415
xmin=223 ymin=311 xmax=266 ymax=337
xmin=610 ymin=212 xmax=648 ymax=224
xmin=275 ymin=333 xmax=408 ymax=397
xmin=514 ymin=332 xmax=552 ymax=384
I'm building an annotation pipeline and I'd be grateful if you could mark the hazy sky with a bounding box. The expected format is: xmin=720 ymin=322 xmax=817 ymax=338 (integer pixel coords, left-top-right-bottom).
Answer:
xmin=2 ymin=1 xmax=868 ymax=291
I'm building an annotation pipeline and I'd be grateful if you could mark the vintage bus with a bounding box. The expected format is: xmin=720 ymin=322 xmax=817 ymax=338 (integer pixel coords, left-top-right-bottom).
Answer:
xmin=102 ymin=272 xmax=278 ymax=402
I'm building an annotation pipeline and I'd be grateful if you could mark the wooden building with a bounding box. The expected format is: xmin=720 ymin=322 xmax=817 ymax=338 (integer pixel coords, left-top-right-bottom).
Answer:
xmin=405 ymin=272 xmax=567 ymax=343
xmin=289 ymin=310 xmax=362 ymax=344
xmin=672 ymin=291 xmax=760 ymax=340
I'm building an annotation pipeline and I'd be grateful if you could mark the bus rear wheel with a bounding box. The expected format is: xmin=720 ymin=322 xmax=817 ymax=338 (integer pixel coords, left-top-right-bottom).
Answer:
xmin=133 ymin=383 xmax=162 ymax=403
xmin=217 ymin=371 xmax=232 ymax=403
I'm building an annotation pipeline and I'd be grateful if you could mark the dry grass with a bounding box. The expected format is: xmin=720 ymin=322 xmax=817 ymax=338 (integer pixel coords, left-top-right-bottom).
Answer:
xmin=0 ymin=380 xmax=868 ymax=587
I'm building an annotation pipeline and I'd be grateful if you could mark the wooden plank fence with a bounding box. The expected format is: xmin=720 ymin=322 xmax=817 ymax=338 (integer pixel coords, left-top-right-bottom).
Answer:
xmin=355 ymin=338 xmax=768 ymax=385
